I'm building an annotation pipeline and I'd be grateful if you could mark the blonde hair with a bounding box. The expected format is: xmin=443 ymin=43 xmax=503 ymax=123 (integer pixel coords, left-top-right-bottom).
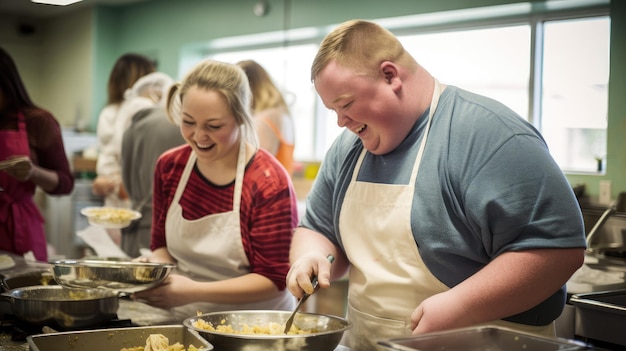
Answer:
xmin=166 ymin=59 xmax=258 ymax=148
xmin=311 ymin=19 xmax=417 ymax=81
xmin=236 ymin=60 xmax=289 ymax=114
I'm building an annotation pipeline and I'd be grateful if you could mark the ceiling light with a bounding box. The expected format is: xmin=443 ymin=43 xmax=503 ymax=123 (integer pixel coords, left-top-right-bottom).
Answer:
xmin=31 ymin=0 xmax=84 ymax=6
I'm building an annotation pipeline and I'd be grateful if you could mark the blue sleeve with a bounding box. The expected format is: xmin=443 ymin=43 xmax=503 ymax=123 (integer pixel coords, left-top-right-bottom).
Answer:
xmin=299 ymin=131 xmax=360 ymax=250
xmin=463 ymin=134 xmax=586 ymax=256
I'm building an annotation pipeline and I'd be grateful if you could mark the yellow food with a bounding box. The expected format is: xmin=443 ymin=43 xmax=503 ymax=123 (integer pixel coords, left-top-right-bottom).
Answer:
xmin=84 ymin=207 xmax=137 ymax=224
xmin=0 ymin=254 xmax=16 ymax=270
xmin=134 ymin=267 xmax=155 ymax=282
xmin=40 ymin=273 xmax=53 ymax=285
xmin=192 ymin=318 xmax=316 ymax=335
xmin=67 ymin=289 xmax=90 ymax=300
xmin=120 ymin=334 xmax=201 ymax=351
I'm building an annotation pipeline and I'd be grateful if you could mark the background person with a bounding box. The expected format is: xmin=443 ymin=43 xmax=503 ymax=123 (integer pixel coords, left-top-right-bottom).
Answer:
xmin=121 ymin=72 xmax=185 ymax=258
xmin=92 ymin=53 xmax=155 ymax=245
xmin=237 ymin=60 xmax=295 ymax=175
xmin=286 ymin=20 xmax=586 ymax=351
xmin=133 ymin=59 xmax=298 ymax=321
xmin=0 ymin=46 xmax=74 ymax=261
xmin=92 ymin=53 xmax=155 ymax=209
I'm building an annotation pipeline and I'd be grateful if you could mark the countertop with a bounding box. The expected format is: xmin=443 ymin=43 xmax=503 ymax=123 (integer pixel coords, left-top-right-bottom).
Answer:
xmin=0 ymin=299 xmax=177 ymax=350
xmin=567 ymin=257 xmax=626 ymax=296
xmin=1 ymin=299 xmax=353 ymax=350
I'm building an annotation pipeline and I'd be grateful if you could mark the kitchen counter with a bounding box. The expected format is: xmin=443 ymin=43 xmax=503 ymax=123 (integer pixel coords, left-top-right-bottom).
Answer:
xmin=1 ymin=299 xmax=175 ymax=350
xmin=567 ymin=258 xmax=626 ymax=296
xmin=2 ymin=299 xmax=353 ymax=350
xmin=0 ymin=334 xmax=29 ymax=351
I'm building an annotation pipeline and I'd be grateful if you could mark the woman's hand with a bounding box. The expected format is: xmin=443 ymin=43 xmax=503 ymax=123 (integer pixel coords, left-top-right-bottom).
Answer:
xmin=92 ymin=175 xmax=116 ymax=197
xmin=132 ymin=275 xmax=196 ymax=309
xmin=2 ymin=156 xmax=33 ymax=181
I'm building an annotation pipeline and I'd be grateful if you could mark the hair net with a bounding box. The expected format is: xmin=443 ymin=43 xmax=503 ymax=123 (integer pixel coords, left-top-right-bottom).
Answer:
xmin=124 ymin=72 xmax=173 ymax=107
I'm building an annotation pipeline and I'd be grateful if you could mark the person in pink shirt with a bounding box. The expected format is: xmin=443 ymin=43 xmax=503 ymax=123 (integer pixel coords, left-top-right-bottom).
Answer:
xmin=0 ymin=46 xmax=74 ymax=261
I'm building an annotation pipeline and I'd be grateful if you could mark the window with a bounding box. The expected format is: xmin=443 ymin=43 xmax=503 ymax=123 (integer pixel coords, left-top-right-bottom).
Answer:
xmin=188 ymin=4 xmax=610 ymax=173
xmin=541 ymin=16 xmax=610 ymax=173
xmin=210 ymin=45 xmax=319 ymax=161
xmin=398 ymin=25 xmax=531 ymax=119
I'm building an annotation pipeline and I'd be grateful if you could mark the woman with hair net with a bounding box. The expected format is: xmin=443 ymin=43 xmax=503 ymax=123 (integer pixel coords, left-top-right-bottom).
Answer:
xmin=121 ymin=72 xmax=184 ymax=257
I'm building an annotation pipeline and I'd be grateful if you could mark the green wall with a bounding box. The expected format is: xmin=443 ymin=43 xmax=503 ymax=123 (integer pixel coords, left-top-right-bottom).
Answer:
xmin=88 ymin=0 xmax=624 ymax=200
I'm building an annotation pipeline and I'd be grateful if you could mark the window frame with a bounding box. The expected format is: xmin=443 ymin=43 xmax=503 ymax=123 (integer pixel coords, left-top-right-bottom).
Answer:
xmin=182 ymin=1 xmax=610 ymax=170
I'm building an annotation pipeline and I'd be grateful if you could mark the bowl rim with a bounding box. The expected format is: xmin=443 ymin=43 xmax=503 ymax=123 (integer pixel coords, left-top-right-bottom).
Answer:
xmin=183 ymin=310 xmax=353 ymax=339
xmin=1 ymin=284 xmax=119 ymax=300
xmin=48 ymin=258 xmax=176 ymax=269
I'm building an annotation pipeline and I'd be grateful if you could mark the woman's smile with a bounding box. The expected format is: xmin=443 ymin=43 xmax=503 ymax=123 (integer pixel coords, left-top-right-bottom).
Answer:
xmin=195 ymin=141 xmax=215 ymax=151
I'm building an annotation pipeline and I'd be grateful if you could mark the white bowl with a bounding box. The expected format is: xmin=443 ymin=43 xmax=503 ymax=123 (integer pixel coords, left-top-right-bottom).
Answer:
xmin=80 ymin=206 xmax=141 ymax=229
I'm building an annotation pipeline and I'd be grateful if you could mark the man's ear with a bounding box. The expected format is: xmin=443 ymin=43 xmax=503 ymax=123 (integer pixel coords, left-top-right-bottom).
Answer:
xmin=381 ymin=63 xmax=395 ymax=83
xmin=381 ymin=61 xmax=401 ymax=90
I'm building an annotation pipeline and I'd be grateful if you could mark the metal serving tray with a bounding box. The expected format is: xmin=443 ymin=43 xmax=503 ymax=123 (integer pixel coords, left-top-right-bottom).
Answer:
xmin=378 ymin=325 xmax=591 ymax=351
xmin=27 ymin=325 xmax=212 ymax=351
xmin=570 ymin=289 xmax=626 ymax=347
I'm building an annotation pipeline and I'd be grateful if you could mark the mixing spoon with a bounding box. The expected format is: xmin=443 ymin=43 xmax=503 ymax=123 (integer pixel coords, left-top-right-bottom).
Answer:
xmin=283 ymin=254 xmax=335 ymax=333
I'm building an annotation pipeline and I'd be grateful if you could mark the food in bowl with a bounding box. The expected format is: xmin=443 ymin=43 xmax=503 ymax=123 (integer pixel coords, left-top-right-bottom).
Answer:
xmin=80 ymin=206 xmax=141 ymax=229
xmin=193 ymin=318 xmax=315 ymax=335
xmin=0 ymin=254 xmax=16 ymax=270
xmin=183 ymin=310 xmax=352 ymax=351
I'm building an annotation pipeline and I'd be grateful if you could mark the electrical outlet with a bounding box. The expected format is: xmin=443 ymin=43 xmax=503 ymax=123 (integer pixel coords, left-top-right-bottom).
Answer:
xmin=599 ymin=180 xmax=612 ymax=205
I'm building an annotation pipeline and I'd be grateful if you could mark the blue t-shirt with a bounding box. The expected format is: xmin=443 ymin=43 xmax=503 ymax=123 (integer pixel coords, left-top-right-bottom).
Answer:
xmin=301 ymin=86 xmax=586 ymax=325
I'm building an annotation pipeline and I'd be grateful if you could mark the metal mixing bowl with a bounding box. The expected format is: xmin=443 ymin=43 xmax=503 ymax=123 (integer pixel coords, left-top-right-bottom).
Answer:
xmin=49 ymin=259 xmax=176 ymax=293
xmin=183 ymin=310 xmax=352 ymax=351
xmin=0 ymin=285 xmax=119 ymax=329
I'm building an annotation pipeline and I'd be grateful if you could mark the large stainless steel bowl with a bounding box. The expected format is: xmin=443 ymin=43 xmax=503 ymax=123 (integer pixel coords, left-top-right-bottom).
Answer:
xmin=0 ymin=285 xmax=119 ymax=329
xmin=49 ymin=259 xmax=175 ymax=293
xmin=183 ymin=310 xmax=352 ymax=351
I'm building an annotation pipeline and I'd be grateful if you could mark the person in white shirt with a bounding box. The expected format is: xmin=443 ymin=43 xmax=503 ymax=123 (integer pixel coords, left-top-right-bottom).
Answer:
xmin=92 ymin=53 xmax=155 ymax=244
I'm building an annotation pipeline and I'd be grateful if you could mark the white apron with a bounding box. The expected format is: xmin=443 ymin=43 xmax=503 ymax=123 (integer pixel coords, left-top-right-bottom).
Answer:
xmin=338 ymin=80 xmax=553 ymax=351
xmin=165 ymin=136 xmax=295 ymax=321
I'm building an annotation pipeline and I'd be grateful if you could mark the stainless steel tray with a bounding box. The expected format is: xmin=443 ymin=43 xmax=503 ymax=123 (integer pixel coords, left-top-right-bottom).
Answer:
xmin=27 ymin=325 xmax=212 ymax=351
xmin=378 ymin=325 xmax=591 ymax=351
xmin=570 ymin=289 xmax=626 ymax=346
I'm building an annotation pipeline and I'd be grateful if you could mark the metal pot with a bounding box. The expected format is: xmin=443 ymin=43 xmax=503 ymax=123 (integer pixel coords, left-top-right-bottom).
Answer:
xmin=184 ymin=310 xmax=352 ymax=351
xmin=0 ymin=285 xmax=119 ymax=329
xmin=49 ymin=259 xmax=175 ymax=293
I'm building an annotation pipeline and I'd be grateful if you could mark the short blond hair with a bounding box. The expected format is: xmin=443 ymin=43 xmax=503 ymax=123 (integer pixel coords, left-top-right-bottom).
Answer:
xmin=311 ymin=19 xmax=417 ymax=81
xmin=166 ymin=59 xmax=258 ymax=147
